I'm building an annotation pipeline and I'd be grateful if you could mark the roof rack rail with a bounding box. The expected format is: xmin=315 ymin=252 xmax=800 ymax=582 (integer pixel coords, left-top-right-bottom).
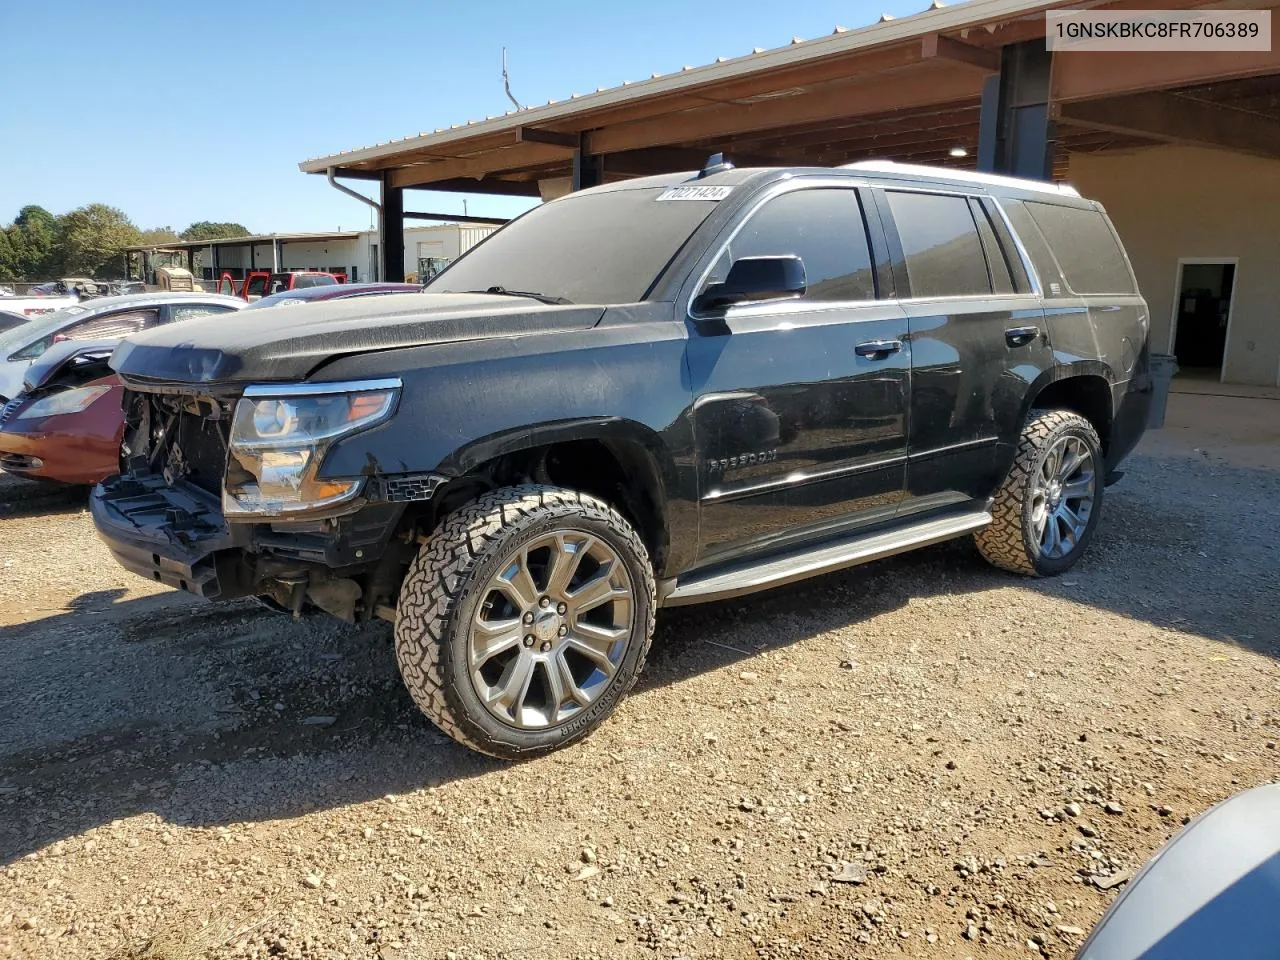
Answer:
xmin=841 ymin=160 xmax=1080 ymax=197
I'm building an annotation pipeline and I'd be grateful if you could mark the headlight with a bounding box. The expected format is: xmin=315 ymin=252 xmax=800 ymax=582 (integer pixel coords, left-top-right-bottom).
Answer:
xmin=224 ymin=379 xmax=400 ymax=517
xmin=14 ymin=385 xmax=112 ymax=420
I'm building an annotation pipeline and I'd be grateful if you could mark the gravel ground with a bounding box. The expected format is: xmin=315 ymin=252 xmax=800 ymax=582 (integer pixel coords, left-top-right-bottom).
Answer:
xmin=0 ymin=406 xmax=1277 ymax=960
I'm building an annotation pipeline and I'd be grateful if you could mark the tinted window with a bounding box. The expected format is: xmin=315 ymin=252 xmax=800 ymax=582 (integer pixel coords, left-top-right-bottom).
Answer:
xmin=708 ymin=188 xmax=876 ymax=303
xmin=999 ymin=200 xmax=1065 ymax=295
xmin=246 ymin=275 xmax=269 ymax=297
xmin=970 ymin=199 xmax=1015 ymax=295
xmin=1024 ymin=202 xmax=1136 ymax=295
xmin=886 ymin=191 xmax=992 ymax=298
xmin=428 ymin=187 xmax=721 ymax=304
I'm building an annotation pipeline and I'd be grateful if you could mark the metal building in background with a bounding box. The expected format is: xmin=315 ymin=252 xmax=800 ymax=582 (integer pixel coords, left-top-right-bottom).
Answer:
xmin=300 ymin=0 xmax=1280 ymax=386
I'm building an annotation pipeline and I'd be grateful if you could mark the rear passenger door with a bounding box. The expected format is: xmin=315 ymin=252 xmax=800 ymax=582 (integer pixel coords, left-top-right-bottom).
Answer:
xmin=874 ymin=188 xmax=1053 ymax=516
xmin=686 ymin=183 xmax=910 ymax=566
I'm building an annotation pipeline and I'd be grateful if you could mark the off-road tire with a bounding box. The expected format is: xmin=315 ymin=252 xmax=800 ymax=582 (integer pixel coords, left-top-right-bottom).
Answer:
xmin=974 ymin=409 xmax=1103 ymax=577
xmin=394 ymin=484 xmax=656 ymax=760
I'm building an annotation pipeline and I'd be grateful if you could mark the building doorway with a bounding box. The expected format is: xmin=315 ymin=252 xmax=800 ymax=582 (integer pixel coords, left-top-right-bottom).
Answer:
xmin=1170 ymin=259 xmax=1236 ymax=378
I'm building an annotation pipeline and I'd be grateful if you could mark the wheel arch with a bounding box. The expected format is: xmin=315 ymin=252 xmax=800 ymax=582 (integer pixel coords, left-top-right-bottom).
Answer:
xmin=1023 ymin=364 xmax=1115 ymax=455
xmin=426 ymin=418 xmax=683 ymax=575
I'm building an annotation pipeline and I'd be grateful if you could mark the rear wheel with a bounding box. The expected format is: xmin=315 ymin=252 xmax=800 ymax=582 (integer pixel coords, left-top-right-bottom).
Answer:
xmin=974 ymin=409 xmax=1103 ymax=576
xmin=394 ymin=484 xmax=656 ymax=759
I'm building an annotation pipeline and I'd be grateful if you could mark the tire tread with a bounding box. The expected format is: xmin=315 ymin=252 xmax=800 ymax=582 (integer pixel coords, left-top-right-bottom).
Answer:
xmin=393 ymin=484 xmax=656 ymax=759
xmin=974 ymin=409 xmax=1100 ymax=577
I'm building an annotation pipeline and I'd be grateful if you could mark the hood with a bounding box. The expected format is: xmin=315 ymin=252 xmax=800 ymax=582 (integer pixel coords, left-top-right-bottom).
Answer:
xmin=110 ymin=292 xmax=605 ymax=386
xmin=23 ymin=338 xmax=118 ymax=393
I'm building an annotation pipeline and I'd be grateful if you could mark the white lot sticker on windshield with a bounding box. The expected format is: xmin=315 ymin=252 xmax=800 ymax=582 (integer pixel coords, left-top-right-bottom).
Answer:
xmin=656 ymin=185 xmax=733 ymax=201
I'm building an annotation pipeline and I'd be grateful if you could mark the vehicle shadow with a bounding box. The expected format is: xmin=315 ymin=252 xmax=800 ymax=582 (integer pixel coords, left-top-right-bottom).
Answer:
xmin=0 ymin=454 xmax=1276 ymax=863
xmin=0 ymin=476 xmax=90 ymax=518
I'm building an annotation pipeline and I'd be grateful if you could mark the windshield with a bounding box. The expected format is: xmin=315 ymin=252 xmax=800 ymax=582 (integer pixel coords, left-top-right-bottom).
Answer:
xmin=0 ymin=305 xmax=89 ymax=357
xmin=426 ymin=187 xmax=721 ymax=304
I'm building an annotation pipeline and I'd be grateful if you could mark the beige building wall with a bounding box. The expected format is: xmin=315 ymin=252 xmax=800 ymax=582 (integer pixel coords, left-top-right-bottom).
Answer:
xmin=1067 ymin=145 xmax=1280 ymax=386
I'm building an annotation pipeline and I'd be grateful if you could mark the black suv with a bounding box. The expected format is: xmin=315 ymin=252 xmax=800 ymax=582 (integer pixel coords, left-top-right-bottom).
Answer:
xmin=92 ymin=160 xmax=1151 ymax=759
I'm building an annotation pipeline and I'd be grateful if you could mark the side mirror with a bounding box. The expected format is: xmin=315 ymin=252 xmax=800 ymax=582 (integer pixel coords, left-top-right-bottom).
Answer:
xmin=695 ymin=255 xmax=806 ymax=312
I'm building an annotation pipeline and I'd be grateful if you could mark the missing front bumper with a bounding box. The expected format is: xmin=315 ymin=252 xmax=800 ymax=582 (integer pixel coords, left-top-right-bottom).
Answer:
xmin=91 ymin=473 xmax=249 ymax=599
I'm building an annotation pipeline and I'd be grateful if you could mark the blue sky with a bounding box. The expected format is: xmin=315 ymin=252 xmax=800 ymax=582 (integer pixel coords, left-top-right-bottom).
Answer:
xmin=1 ymin=0 xmax=939 ymax=233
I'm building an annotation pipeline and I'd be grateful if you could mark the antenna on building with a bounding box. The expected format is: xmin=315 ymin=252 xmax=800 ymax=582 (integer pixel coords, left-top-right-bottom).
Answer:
xmin=502 ymin=47 xmax=524 ymax=111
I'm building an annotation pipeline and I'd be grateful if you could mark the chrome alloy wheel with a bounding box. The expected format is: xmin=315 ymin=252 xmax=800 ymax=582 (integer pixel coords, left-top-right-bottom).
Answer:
xmin=468 ymin=530 xmax=635 ymax=729
xmin=1031 ymin=434 xmax=1096 ymax=560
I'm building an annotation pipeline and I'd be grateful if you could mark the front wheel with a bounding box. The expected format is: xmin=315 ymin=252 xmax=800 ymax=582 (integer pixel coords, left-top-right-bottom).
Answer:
xmin=974 ymin=409 xmax=1103 ymax=576
xmin=394 ymin=485 xmax=656 ymax=760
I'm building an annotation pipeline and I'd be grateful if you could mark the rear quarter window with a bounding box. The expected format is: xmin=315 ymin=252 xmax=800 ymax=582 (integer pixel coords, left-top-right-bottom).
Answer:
xmin=1022 ymin=201 xmax=1137 ymax=296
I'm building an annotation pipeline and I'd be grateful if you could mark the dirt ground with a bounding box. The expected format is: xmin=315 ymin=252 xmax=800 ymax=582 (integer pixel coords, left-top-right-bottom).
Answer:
xmin=1 ymin=393 xmax=1277 ymax=960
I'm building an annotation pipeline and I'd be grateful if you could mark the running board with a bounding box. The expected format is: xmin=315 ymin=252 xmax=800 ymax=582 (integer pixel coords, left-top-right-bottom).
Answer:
xmin=663 ymin=510 xmax=991 ymax=607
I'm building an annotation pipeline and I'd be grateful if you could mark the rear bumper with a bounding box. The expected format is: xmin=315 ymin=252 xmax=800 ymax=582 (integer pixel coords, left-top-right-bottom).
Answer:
xmin=90 ymin=473 xmax=248 ymax=599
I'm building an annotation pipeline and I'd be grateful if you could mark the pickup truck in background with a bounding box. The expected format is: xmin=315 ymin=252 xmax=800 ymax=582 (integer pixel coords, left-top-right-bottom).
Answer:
xmin=217 ymin=271 xmax=346 ymax=302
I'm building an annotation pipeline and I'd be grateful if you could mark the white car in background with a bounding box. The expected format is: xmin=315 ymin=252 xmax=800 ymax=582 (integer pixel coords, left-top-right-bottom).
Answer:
xmin=0 ymin=292 xmax=244 ymax=402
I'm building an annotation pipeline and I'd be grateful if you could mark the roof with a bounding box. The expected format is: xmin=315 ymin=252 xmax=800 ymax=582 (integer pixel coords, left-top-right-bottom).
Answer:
xmin=74 ymin=292 xmax=246 ymax=309
xmin=299 ymin=0 xmax=1060 ymax=176
xmin=843 ymin=160 xmax=1081 ymax=195
xmin=125 ymin=232 xmax=361 ymax=253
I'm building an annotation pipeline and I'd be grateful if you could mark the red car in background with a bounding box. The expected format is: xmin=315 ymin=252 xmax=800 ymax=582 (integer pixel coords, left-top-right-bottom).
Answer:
xmin=0 ymin=283 xmax=423 ymax=485
xmin=0 ymin=340 xmax=122 ymax=484
xmin=217 ymin=271 xmax=348 ymax=302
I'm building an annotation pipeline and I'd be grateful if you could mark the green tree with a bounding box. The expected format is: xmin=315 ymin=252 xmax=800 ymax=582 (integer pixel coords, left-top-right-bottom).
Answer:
xmin=11 ymin=205 xmax=58 ymax=278
xmin=180 ymin=221 xmax=251 ymax=242
xmin=0 ymin=228 xmax=17 ymax=281
xmin=139 ymin=225 xmax=180 ymax=245
xmin=56 ymin=204 xmax=142 ymax=277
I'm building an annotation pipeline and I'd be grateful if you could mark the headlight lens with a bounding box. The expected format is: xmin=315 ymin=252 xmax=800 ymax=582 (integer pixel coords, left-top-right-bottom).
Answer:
xmin=224 ymin=380 xmax=399 ymax=517
xmin=14 ymin=384 xmax=112 ymax=420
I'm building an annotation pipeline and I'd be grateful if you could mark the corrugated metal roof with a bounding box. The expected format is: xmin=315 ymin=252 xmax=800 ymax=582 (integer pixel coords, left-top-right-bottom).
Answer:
xmin=125 ymin=232 xmax=362 ymax=251
xmin=299 ymin=0 xmax=1059 ymax=173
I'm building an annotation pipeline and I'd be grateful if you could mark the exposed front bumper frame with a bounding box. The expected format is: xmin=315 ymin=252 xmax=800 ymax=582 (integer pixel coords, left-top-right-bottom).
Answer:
xmin=91 ymin=473 xmax=247 ymax=599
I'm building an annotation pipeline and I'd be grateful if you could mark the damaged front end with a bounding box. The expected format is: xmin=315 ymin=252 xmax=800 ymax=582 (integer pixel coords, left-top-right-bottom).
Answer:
xmin=92 ymin=381 xmax=430 ymax=621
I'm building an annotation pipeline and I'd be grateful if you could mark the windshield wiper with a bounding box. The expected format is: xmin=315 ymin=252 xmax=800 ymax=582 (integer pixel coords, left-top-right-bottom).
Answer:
xmin=465 ymin=286 xmax=573 ymax=305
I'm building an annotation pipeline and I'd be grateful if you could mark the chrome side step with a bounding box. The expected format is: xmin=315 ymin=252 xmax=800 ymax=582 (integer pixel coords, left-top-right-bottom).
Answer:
xmin=663 ymin=510 xmax=991 ymax=607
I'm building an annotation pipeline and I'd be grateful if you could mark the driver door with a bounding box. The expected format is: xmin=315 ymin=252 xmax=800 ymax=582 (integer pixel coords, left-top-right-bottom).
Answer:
xmin=685 ymin=184 xmax=911 ymax=566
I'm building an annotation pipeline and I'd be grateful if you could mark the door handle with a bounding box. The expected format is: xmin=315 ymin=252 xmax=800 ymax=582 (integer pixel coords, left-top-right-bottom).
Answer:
xmin=854 ymin=339 xmax=903 ymax=358
xmin=1005 ymin=325 xmax=1040 ymax=347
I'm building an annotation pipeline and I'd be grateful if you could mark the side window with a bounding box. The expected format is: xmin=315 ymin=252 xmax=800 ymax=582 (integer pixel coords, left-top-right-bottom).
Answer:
xmin=1023 ymin=202 xmax=1137 ymax=295
xmin=169 ymin=304 xmax=238 ymax=324
xmin=999 ymin=200 xmax=1066 ymax=295
xmin=885 ymin=191 xmax=993 ymax=298
xmin=704 ymin=188 xmax=877 ymax=303
xmin=969 ymin=199 xmax=1016 ymax=295
xmin=63 ymin=309 xmax=160 ymax=342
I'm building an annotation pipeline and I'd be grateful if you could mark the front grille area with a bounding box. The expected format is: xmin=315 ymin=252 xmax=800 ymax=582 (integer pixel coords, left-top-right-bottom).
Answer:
xmin=123 ymin=389 xmax=235 ymax=496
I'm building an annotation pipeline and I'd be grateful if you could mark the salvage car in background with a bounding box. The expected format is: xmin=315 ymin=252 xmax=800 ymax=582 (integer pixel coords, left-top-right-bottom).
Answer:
xmin=244 ymin=281 xmax=422 ymax=309
xmin=0 ymin=292 xmax=243 ymax=403
xmin=218 ymin=271 xmax=347 ymax=302
xmin=0 ymin=293 xmax=244 ymax=483
xmin=0 ymin=309 xmax=31 ymax=334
